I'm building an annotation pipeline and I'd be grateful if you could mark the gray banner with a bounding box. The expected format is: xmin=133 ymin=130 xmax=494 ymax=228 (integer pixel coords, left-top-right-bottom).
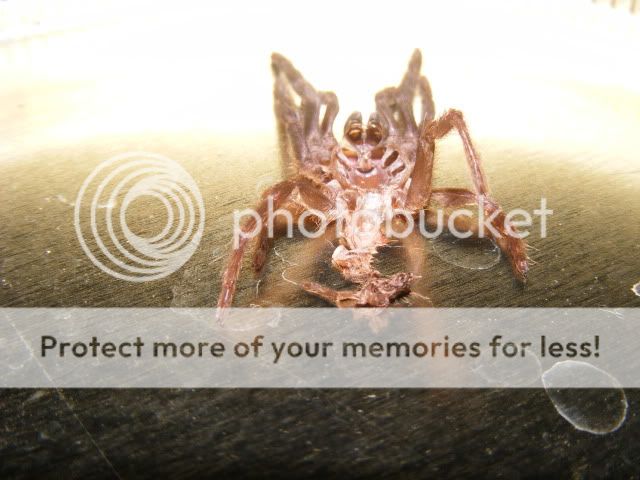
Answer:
xmin=0 ymin=308 xmax=636 ymax=388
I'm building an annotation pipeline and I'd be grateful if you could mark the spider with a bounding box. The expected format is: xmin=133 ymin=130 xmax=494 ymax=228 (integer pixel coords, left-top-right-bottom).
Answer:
xmin=217 ymin=50 xmax=528 ymax=309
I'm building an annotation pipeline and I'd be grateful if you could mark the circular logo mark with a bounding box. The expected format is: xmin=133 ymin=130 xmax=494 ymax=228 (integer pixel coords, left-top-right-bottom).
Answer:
xmin=74 ymin=152 xmax=205 ymax=282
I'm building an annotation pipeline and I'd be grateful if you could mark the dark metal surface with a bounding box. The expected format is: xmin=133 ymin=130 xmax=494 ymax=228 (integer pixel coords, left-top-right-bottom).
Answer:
xmin=1 ymin=388 xmax=639 ymax=478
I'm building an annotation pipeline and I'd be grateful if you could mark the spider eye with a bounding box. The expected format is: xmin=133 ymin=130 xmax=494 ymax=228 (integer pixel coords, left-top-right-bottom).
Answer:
xmin=347 ymin=128 xmax=362 ymax=143
xmin=344 ymin=111 xmax=363 ymax=144
xmin=365 ymin=126 xmax=383 ymax=145
xmin=367 ymin=112 xmax=388 ymax=143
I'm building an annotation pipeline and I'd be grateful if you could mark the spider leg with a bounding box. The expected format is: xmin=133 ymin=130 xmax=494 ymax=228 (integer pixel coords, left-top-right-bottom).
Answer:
xmin=272 ymin=53 xmax=321 ymax=135
xmin=407 ymin=109 xmax=491 ymax=212
xmin=252 ymin=176 xmax=334 ymax=275
xmin=405 ymin=109 xmax=529 ymax=281
xmin=320 ymin=91 xmax=339 ymax=136
xmin=217 ymin=180 xmax=296 ymax=311
xmin=375 ymin=49 xmax=433 ymax=135
xmin=425 ymin=187 xmax=529 ymax=281
xmin=429 ymin=110 xmax=489 ymax=196
xmin=217 ymin=175 xmax=335 ymax=311
xmin=272 ymin=53 xmax=339 ymax=171
xmin=417 ymin=75 xmax=435 ymax=124
xmin=273 ymin=70 xmax=307 ymax=170
xmin=375 ymin=87 xmax=403 ymax=134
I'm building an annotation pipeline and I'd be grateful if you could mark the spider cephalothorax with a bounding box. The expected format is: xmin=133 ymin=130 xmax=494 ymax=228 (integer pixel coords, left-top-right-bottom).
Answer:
xmin=217 ymin=50 xmax=529 ymax=311
xmin=332 ymin=112 xmax=412 ymax=190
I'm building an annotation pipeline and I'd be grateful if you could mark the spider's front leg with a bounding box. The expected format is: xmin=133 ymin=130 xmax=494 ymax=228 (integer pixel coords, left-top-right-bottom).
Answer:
xmin=217 ymin=176 xmax=334 ymax=312
xmin=272 ymin=53 xmax=338 ymax=171
xmin=407 ymin=109 xmax=529 ymax=281
xmin=375 ymin=49 xmax=435 ymax=136
xmin=251 ymin=176 xmax=334 ymax=275
xmin=217 ymin=180 xmax=295 ymax=311
xmin=427 ymin=188 xmax=529 ymax=280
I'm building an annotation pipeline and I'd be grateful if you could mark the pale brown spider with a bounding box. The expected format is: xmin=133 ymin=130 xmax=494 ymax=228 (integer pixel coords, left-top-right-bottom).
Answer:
xmin=217 ymin=50 xmax=528 ymax=309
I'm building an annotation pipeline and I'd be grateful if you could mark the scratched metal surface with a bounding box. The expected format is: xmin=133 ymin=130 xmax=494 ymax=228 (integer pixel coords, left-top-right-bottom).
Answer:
xmin=1 ymin=1 xmax=640 ymax=478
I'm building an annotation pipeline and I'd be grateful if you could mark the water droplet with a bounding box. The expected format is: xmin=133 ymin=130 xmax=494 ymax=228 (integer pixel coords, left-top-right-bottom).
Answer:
xmin=432 ymin=235 xmax=501 ymax=270
xmin=472 ymin=346 xmax=542 ymax=387
xmin=632 ymin=281 xmax=640 ymax=297
xmin=542 ymin=361 xmax=628 ymax=434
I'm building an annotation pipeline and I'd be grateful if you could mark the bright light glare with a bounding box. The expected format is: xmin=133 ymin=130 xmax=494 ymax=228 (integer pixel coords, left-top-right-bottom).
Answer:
xmin=0 ymin=0 xmax=639 ymax=168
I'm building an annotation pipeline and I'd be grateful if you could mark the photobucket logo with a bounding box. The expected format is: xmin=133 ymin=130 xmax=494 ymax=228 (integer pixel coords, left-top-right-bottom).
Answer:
xmin=74 ymin=152 xmax=205 ymax=281
xmin=232 ymin=196 xmax=552 ymax=247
